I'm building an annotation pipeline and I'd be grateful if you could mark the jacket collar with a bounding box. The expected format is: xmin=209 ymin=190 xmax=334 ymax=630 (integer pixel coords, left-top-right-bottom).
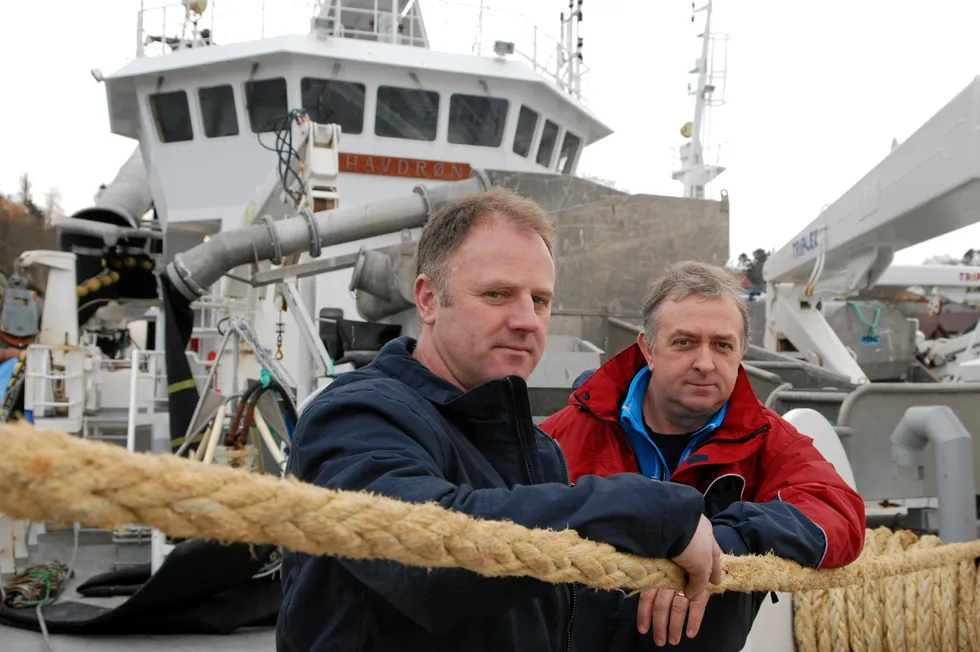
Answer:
xmin=571 ymin=343 xmax=768 ymax=439
xmin=372 ymin=336 xmax=530 ymax=421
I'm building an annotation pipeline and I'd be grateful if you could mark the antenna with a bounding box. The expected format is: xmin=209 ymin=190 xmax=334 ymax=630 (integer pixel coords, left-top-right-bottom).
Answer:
xmin=472 ymin=1 xmax=484 ymax=54
xmin=671 ymin=0 xmax=729 ymax=199
xmin=557 ymin=0 xmax=584 ymax=98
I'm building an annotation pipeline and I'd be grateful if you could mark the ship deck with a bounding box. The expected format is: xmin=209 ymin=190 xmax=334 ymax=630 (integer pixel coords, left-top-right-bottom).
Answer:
xmin=3 ymin=528 xmax=275 ymax=651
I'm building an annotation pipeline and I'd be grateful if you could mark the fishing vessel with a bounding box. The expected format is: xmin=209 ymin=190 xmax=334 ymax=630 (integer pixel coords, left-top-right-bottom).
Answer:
xmin=5 ymin=1 xmax=980 ymax=651
xmin=1 ymin=0 xmax=734 ymax=649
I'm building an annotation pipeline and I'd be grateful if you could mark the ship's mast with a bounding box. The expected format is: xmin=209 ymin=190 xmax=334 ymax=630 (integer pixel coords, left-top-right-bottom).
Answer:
xmin=672 ymin=0 xmax=728 ymax=199
xmin=558 ymin=0 xmax=585 ymax=99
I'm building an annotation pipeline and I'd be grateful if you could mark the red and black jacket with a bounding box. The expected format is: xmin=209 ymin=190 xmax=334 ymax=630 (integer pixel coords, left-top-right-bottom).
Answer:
xmin=541 ymin=343 xmax=866 ymax=570
xmin=539 ymin=344 xmax=866 ymax=651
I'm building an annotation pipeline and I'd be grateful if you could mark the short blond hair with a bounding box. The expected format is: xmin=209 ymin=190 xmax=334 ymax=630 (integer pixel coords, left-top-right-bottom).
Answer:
xmin=416 ymin=187 xmax=554 ymax=303
xmin=641 ymin=261 xmax=750 ymax=350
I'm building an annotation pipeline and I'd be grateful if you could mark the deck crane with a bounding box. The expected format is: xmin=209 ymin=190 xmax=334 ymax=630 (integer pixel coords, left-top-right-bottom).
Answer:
xmin=871 ymin=264 xmax=980 ymax=308
xmin=762 ymin=76 xmax=980 ymax=385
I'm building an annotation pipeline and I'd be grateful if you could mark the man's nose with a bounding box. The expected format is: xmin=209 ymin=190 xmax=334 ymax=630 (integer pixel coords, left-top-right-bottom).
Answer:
xmin=692 ymin=344 xmax=715 ymax=372
xmin=508 ymin=294 xmax=541 ymax=332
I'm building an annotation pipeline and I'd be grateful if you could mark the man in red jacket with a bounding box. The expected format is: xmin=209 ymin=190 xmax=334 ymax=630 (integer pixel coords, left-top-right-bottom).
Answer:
xmin=540 ymin=261 xmax=865 ymax=651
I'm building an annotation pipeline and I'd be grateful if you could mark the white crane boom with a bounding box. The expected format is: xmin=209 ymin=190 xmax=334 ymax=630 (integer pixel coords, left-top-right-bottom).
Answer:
xmin=762 ymin=77 xmax=980 ymax=383
xmin=875 ymin=264 xmax=980 ymax=306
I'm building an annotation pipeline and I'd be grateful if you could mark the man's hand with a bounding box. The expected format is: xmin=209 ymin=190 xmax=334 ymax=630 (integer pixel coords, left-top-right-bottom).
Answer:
xmin=635 ymin=515 xmax=721 ymax=645
xmin=671 ymin=514 xmax=723 ymax=600
xmin=636 ymin=587 xmax=709 ymax=646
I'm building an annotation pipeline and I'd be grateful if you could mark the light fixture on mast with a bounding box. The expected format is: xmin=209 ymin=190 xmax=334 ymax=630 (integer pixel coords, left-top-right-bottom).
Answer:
xmin=671 ymin=0 xmax=729 ymax=200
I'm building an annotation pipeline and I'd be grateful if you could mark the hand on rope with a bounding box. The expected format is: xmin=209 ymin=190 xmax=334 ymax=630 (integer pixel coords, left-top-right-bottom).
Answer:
xmin=3 ymin=421 xmax=980 ymax=597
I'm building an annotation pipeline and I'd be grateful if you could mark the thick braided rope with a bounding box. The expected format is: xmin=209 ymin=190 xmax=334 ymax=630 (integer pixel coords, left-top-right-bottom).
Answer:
xmin=4 ymin=421 xmax=980 ymax=596
xmin=957 ymin=558 xmax=976 ymax=652
xmin=972 ymin=561 xmax=980 ymax=652
xmin=862 ymin=528 xmax=886 ymax=652
xmin=793 ymin=528 xmax=980 ymax=652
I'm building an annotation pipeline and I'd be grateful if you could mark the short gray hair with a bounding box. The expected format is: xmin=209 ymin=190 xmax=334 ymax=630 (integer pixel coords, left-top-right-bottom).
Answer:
xmin=641 ymin=261 xmax=750 ymax=351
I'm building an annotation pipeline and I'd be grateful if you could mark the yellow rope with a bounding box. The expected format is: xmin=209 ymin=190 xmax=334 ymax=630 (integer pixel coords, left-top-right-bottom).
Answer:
xmin=2 ymin=420 xmax=980 ymax=612
xmin=792 ymin=527 xmax=980 ymax=651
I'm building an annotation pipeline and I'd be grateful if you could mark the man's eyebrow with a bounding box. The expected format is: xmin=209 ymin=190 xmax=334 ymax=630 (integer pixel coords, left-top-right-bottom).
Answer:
xmin=480 ymin=281 xmax=554 ymax=300
xmin=668 ymin=329 xmax=737 ymax=341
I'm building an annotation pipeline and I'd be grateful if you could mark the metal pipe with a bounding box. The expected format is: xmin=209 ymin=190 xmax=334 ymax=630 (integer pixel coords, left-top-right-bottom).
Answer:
xmin=126 ymin=349 xmax=139 ymax=453
xmin=607 ymin=316 xmax=642 ymax=334
xmin=296 ymin=276 xmax=317 ymax=404
xmin=747 ymin=361 xmax=808 ymax=369
xmin=355 ymin=290 xmax=413 ymax=322
xmin=741 ymin=363 xmax=783 ymax=385
xmin=769 ymin=390 xmax=850 ymax=403
xmin=166 ymin=174 xmax=489 ymax=302
xmin=72 ymin=145 xmax=153 ymax=228
xmin=890 ymin=405 xmax=977 ymax=543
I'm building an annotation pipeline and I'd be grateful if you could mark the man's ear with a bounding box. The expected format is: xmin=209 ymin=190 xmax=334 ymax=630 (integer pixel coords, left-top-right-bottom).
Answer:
xmin=415 ymin=274 xmax=439 ymax=326
xmin=636 ymin=331 xmax=654 ymax=369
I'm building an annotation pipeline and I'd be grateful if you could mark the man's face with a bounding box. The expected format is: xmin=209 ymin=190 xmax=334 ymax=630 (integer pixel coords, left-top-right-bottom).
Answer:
xmin=416 ymin=214 xmax=554 ymax=390
xmin=639 ymin=294 xmax=743 ymax=421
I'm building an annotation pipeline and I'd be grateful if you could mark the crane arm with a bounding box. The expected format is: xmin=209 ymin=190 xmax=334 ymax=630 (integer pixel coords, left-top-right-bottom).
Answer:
xmin=761 ymin=76 xmax=980 ymax=383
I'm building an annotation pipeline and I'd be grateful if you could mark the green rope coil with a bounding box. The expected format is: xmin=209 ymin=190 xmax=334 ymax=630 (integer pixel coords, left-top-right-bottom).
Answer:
xmin=1 ymin=561 xmax=71 ymax=608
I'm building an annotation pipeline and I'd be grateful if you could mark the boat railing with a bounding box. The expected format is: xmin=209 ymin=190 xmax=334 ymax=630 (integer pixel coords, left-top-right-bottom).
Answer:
xmin=134 ymin=0 xmax=590 ymax=101
xmin=22 ymin=345 xmax=86 ymax=434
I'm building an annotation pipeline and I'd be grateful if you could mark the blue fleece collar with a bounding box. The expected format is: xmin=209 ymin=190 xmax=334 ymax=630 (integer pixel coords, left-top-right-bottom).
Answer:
xmin=619 ymin=366 xmax=727 ymax=481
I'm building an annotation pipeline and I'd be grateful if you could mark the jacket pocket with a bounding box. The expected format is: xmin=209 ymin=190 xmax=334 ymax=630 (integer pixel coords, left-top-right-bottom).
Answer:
xmin=702 ymin=473 xmax=746 ymax=518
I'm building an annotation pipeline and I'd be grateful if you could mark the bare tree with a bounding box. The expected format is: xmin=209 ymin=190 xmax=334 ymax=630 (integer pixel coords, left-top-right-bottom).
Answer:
xmin=43 ymin=188 xmax=65 ymax=227
xmin=736 ymin=248 xmax=772 ymax=288
xmin=922 ymin=252 xmax=980 ymax=265
xmin=16 ymin=174 xmax=45 ymax=224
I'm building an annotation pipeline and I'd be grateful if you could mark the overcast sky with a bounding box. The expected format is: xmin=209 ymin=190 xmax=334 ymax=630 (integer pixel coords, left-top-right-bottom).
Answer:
xmin=2 ymin=0 xmax=979 ymax=266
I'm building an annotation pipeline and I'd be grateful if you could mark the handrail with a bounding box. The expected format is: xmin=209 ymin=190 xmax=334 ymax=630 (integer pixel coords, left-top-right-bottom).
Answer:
xmin=134 ymin=0 xmax=591 ymax=101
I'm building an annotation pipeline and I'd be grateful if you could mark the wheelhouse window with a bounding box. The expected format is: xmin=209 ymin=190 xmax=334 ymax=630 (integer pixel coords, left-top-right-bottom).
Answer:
xmin=448 ymin=93 xmax=509 ymax=147
xmin=149 ymin=90 xmax=193 ymax=143
xmin=245 ymin=77 xmax=288 ymax=133
xmin=512 ymin=105 xmax=538 ymax=157
xmin=301 ymin=78 xmax=366 ymax=135
xmin=557 ymin=131 xmax=581 ymax=174
xmin=375 ymin=86 xmax=439 ymax=141
xmin=536 ymin=119 xmax=559 ymax=167
xmin=198 ymin=84 xmax=239 ymax=138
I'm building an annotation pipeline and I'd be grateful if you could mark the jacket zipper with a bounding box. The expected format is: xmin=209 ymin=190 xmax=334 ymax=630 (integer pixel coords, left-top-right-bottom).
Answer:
xmin=508 ymin=378 xmax=536 ymax=485
xmin=553 ymin=437 xmax=572 ymax=486
xmin=673 ymin=424 xmax=771 ymax=484
xmin=515 ymin=385 xmax=577 ymax=649
xmin=689 ymin=423 xmax=769 ymax=456
xmin=572 ymin=393 xmax=644 ymax=473
xmin=551 ymin=438 xmax=576 ymax=652
xmin=565 ymin=581 xmax=576 ymax=652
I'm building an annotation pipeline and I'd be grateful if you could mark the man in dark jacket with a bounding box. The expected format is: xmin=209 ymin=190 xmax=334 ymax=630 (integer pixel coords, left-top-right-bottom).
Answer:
xmin=275 ymin=188 xmax=724 ymax=652
xmin=540 ymin=261 xmax=867 ymax=651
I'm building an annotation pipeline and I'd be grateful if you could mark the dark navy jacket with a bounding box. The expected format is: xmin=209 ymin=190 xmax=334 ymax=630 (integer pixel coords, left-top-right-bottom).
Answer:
xmin=276 ymin=337 xmax=708 ymax=652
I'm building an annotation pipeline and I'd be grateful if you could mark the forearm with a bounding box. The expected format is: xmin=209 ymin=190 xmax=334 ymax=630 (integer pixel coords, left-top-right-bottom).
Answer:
xmin=323 ymin=467 xmax=704 ymax=630
xmin=710 ymin=500 xmax=827 ymax=567
xmin=747 ymin=435 xmax=867 ymax=568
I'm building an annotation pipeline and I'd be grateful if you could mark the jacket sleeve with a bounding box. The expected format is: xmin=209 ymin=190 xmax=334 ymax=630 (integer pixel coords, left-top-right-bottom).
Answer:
xmin=290 ymin=383 xmax=706 ymax=634
xmin=710 ymin=428 xmax=866 ymax=569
